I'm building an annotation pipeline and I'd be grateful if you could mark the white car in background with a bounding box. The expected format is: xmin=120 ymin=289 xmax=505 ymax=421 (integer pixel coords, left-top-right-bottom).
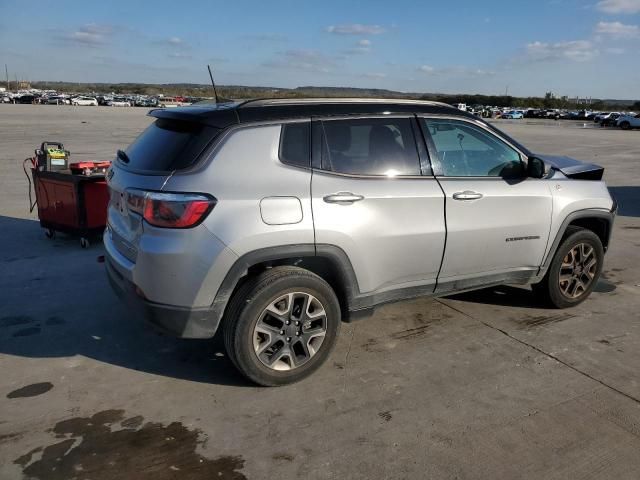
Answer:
xmin=72 ymin=96 xmax=98 ymax=106
xmin=109 ymin=97 xmax=131 ymax=107
xmin=616 ymin=113 xmax=640 ymax=130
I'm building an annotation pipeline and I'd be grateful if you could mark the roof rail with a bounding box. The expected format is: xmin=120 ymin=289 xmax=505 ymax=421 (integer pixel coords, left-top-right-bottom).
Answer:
xmin=237 ymin=97 xmax=453 ymax=108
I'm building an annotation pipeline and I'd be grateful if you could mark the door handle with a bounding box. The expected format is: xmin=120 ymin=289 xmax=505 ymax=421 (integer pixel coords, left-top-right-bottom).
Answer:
xmin=323 ymin=192 xmax=365 ymax=204
xmin=452 ymin=191 xmax=483 ymax=201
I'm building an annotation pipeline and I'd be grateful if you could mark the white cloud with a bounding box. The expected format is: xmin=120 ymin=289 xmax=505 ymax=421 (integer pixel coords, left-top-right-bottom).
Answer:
xmin=326 ymin=24 xmax=385 ymax=35
xmin=361 ymin=72 xmax=386 ymax=79
xmin=167 ymin=52 xmax=192 ymax=59
xmin=417 ymin=65 xmax=494 ymax=77
xmin=243 ymin=33 xmax=288 ymax=42
xmin=344 ymin=47 xmax=371 ymax=55
xmin=162 ymin=37 xmax=192 ymax=49
xmin=595 ymin=21 xmax=639 ymax=38
xmin=60 ymin=24 xmax=113 ymax=47
xmin=605 ymin=47 xmax=626 ymax=54
xmin=263 ymin=49 xmax=336 ymax=73
xmin=344 ymin=39 xmax=372 ymax=55
xmin=525 ymin=40 xmax=597 ymax=62
xmin=596 ymin=0 xmax=640 ymax=14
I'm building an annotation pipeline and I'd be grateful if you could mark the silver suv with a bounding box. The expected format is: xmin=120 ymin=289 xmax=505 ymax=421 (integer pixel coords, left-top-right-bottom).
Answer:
xmin=105 ymin=98 xmax=616 ymax=385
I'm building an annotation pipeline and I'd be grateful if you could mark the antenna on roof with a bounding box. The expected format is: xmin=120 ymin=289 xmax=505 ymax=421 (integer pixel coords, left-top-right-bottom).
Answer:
xmin=207 ymin=65 xmax=219 ymax=104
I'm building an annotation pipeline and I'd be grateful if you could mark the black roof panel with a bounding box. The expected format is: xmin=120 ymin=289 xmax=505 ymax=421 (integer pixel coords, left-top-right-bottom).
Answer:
xmin=145 ymin=98 xmax=529 ymax=153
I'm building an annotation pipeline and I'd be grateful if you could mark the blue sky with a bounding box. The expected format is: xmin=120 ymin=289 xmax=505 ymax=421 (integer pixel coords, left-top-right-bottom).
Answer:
xmin=1 ymin=0 xmax=639 ymax=98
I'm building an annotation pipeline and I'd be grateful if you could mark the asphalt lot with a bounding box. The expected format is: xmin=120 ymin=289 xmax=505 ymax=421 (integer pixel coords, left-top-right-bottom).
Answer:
xmin=0 ymin=104 xmax=639 ymax=479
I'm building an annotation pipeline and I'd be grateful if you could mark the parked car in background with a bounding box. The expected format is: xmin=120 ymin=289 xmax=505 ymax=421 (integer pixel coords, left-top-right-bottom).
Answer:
xmin=72 ymin=96 xmax=98 ymax=106
xmin=616 ymin=113 xmax=640 ymax=130
xmin=46 ymin=96 xmax=64 ymax=105
xmin=502 ymin=110 xmax=524 ymax=119
xmin=543 ymin=109 xmax=560 ymax=119
xmin=600 ymin=113 xmax=621 ymax=127
xmin=593 ymin=112 xmax=609 ymax=123
xmin=109 ymin=97 xmax=131 ymax=107
xmin=158 ymin=96 xmax=191 ymax=108
xmin=97 ymin=95 xmax=112 ymax=106
xmin=105 ymin=98 xmax=616 ymax=386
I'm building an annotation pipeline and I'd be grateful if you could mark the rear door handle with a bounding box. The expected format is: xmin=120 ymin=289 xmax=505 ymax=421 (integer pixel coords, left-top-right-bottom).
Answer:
xmin=323 ymin=192 xmax=365 ymax=204
xmin=452 ymin=191 xmax=483 ymax=201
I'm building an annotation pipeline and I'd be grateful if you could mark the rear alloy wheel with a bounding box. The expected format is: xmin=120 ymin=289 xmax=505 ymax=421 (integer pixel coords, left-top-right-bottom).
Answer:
xmin=253 ymin=292 xmax=328 ymax=371
xmin=534 ymin=228 xmax=604 ymax=308
xmin=223 ymin=267 xmax=341 ymax=386
xmin=620 ymin=121 xmax=631 ymax=130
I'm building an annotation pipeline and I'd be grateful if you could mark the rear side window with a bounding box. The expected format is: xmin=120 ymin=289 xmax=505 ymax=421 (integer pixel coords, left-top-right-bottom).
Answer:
xmin=279 ymin=122 xmax=310 ymax=168
xmin=123 ymin=118 xmax=219 ymax=171
xmin=321 ymin=118 xmax=420 ymax=176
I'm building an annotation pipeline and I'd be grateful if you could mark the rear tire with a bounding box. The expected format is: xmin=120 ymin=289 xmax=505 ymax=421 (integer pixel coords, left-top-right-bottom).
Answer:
xmin=620 ymin=121 xmax=631 ymax=130
xmin=223 ymin=266 xmax=341 ymax=386
xmin=533 ymin=228 xmax=604 ymax=308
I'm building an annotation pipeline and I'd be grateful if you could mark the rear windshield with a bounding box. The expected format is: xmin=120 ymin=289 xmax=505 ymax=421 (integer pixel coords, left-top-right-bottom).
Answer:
xmin=123 ymin=118 xmax=219 ymax=171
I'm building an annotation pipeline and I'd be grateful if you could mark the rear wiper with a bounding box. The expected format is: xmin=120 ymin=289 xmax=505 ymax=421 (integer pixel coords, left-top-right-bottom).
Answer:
xmin=117 ymin=149 xmax=130 ymax=164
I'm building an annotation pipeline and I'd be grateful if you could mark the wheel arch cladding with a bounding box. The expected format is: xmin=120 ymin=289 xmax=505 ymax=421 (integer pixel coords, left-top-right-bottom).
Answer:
xmin=543 ymin=209 xmax=614 ymax=273
xmin=213 ymin=244 xmax=360 ymax=324
xmin=567 ymin=216 xmax=610 ymax=250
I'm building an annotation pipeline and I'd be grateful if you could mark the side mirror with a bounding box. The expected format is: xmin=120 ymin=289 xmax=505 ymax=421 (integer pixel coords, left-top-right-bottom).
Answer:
xmin=528 ymin=157 xmax=546 ymax=178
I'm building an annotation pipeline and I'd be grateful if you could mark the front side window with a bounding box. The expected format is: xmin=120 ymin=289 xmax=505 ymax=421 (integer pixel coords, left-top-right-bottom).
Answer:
xmin=321 ymin=118 xmax=420 ymax=176
xmin=423 ymin=119 xmax=523 ymax=178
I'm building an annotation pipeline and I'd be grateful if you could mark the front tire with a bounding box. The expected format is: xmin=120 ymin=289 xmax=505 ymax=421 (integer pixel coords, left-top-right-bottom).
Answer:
xmin=533 ymin=228 xmax=604 ymax=308
xmin=223 ymin=266 xmax=341 ymax=386
xmin=620 ymin=121 xmax=631 ymax=130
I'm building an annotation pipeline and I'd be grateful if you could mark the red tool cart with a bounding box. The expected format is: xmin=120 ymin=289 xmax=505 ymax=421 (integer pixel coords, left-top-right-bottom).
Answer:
xmin=26 ymin=152 xmax=111 ymax=248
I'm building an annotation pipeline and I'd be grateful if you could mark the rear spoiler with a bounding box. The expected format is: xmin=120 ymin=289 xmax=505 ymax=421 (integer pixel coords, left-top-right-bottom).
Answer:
xmin=148 ymin=104 xmax=239 ymax=129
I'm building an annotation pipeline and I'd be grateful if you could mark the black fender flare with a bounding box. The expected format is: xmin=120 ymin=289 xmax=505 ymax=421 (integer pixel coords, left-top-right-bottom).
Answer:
xmin=538 ymin=208 xmax=615 ymax=278
xmin=209 ymin=243 xmax=361 ymax=325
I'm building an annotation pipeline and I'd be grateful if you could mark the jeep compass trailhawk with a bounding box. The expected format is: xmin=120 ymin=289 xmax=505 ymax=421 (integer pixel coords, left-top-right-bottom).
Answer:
xmin=105 ymin=98 xmax=616 ymax=385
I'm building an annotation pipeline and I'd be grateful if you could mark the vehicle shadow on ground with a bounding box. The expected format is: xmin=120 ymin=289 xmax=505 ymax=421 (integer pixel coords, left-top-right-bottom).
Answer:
xmin=448 ymin=277 xmax=617 ymax=308
xmin=0 ymin=215 xmax=252 ymax=387
xmin=447 ymin=285 xmax=548 ymax=309
xmin=608 ymin=186 xmax=640 ymax=218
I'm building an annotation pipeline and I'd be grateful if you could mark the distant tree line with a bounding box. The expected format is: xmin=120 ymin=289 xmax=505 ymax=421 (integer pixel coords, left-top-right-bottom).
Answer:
xmin=27 ymin=81 xmax=638 ymax=110
xmin=420 ymin=91 xmax=636 ymax=111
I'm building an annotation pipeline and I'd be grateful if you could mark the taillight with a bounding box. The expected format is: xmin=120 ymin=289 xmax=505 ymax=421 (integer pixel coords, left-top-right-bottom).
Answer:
xmin=125 ymin=189 xmax=216 ymax=228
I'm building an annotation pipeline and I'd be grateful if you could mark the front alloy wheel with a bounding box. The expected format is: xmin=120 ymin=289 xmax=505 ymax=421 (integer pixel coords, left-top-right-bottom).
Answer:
xmin=533 ymin=228 xmax=604 ymax=308
xmin=558 ymin=243 xmax=598 ymax=299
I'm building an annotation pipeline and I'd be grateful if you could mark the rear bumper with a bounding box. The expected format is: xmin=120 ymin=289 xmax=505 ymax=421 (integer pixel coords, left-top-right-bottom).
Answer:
xmin=105 ymin=250 xmax=221 ymax=339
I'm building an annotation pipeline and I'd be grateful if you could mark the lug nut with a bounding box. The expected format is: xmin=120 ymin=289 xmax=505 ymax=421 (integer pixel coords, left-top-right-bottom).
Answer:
xmin=286 ymin=321 xmax=290 ymax=325
xmin=295 ymin=321 xmax=300 ymax=326
xmin=287 ymin=337 xmax=291 ymax=342
xmin=280 ymin=330 xmax=285 ymax=335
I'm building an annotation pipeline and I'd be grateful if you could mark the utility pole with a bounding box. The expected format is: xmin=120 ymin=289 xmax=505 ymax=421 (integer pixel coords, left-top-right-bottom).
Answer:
xmin=5 ymin=64 xmax=8 ymax=91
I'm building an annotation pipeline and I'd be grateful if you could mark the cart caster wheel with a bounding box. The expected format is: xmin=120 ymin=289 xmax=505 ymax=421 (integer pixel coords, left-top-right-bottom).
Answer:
xmin=45 ymin=229 xmax=55 ymax=239
xmin=80 ymin=237 xmax=90 ymax=249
